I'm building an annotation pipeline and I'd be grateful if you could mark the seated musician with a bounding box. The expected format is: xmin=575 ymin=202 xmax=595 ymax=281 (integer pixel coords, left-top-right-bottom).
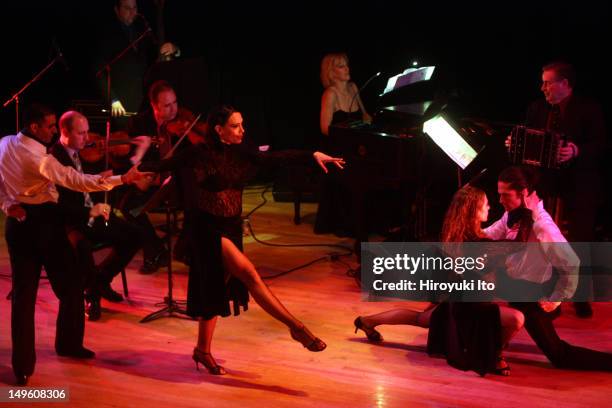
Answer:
xmin=507 ymin=61 xmax=606 ymax=317
xmin=121 ymin=80 xmax=204 ymax=272
xmin=319 ymin=52 xmax=372 ymax=136
xmin=51 ymin=111 xmax=142 ymax=321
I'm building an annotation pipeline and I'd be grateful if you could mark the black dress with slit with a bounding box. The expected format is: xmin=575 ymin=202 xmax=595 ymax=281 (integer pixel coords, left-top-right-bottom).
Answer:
xmin=142 ymin=137 xmax=313 ymax=319
xmin=426 ymin=239 xmax=503 ymax=376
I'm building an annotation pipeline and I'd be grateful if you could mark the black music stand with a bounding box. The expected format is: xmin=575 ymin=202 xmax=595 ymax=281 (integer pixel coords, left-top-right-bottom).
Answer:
xmin=96 ymin=27 xmax=153 ymax=207
xmin=135 ymin=175 xmax=188 ymax=323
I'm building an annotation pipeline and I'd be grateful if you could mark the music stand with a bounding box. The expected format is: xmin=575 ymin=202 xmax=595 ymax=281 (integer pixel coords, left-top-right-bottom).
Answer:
xmin=135 ymin=175 xmax=188 ymax=323
xmin=423 ymin=113 xmax=479 ymax=170
xmin=96 ymin=26 xmax=153 ymax=212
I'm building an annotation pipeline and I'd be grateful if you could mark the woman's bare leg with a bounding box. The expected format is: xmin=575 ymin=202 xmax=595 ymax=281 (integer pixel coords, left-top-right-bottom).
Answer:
xmin=221 ymin=237 xmax=301 ymax=330
xmin=196 ymin=316 xmax=218 ymax=353
xmin=498 ymin=305 xmax=524 ymax=346
xmin=193 ymin=316 xmax=225 ymax=374
xmin=361 ymin=304 xmax=436 ymax=329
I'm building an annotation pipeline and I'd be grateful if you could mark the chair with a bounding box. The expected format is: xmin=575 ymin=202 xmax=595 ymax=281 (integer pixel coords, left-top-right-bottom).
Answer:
xmin=91 ymin=241 xmax=129 ymax=297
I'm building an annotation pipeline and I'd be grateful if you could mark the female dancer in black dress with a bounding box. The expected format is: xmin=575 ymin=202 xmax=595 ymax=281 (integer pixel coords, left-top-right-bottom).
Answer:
xmin=353 ymin=186 xmax=525 ymax=376
xmin=143 ymin=105 xmax=345 ymax=375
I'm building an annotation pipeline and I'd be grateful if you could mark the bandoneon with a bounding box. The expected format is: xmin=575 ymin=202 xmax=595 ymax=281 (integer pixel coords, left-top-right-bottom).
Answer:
xmin=509 ymin=125 xmax=564 ymax=169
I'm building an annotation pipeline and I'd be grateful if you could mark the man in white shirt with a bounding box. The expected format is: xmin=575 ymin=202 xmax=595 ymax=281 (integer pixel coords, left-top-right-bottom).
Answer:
xmin=0 ymin=103 xmax=150 ymax=386
xmin=485 ymin=166 xmax=612 ymax=370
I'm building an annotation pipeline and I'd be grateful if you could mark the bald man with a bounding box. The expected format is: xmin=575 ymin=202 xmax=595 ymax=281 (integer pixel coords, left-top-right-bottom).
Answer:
xmin=50 ymin=111 xmax=142 ymax=321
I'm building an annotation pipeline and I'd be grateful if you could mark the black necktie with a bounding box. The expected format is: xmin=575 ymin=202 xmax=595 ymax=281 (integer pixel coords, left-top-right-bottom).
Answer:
xmin=507 ymin=207 xmax=533 ymax=242
xmin=72 ymin=152 xmax=94 ymax=208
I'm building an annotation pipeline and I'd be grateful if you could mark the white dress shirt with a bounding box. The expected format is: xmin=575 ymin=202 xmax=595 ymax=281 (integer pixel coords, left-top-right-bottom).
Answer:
xmin=0 ymin=132 xmax=123 ymax=213
xmin=484 ymin=201 xmax=579 ymax=301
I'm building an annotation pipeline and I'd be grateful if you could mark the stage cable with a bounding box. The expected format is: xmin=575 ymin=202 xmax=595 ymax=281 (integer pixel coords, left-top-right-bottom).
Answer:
xmin=242 ymin=185 xmax=354 ymax=279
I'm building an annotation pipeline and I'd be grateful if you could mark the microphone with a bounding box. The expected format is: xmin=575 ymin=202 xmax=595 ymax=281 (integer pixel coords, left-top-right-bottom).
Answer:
xmin=136 ymin=13 xmax=155 ymax=38
xmin=348 ymin=71 xmax=381 ymax=114
xmin=51 ymin=38 xmax=70 ymax=71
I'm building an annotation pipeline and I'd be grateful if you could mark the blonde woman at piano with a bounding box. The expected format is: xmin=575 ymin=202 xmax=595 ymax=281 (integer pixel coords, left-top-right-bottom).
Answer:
xmin=319 ymin=52 xmax=372 ymax=136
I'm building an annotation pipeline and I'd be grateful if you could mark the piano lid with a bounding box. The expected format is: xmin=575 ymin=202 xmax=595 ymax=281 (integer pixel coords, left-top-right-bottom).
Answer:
xmin=380 ymin=101 xmax=433 ymax=117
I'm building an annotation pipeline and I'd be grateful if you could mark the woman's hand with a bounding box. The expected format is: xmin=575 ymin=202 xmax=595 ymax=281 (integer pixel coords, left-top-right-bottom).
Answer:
xmin=313 ymin=151 xmax=345 ymax=173
xmin=521 ymin=189 xmax=540 ymax=213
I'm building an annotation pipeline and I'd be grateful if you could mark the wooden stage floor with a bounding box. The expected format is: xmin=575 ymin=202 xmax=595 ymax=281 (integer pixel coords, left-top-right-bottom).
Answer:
xmin=1 ymin=187 xmax=611 ymax=407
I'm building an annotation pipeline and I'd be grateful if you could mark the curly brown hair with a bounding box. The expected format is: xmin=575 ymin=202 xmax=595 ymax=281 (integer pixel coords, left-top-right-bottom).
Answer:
xmin=440 ymin=186 xmax=487 ymax=242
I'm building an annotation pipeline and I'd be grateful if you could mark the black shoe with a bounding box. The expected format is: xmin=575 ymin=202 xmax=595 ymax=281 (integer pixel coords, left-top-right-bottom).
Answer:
xmin=86 ymin=297 xmax=102 ymax=321
xmin=354 ymin=317 xmax=383 ymax=342
xmin=139 ymin=248 xmax=169 ymax=274
xmin=15 ymin=373 xmax=29 ymax=386
xmin=192 ymin=348 xmax=227 ymax=375
xmin=156 ymin=248 xmax=170 ymax=265
xmin=574 ymin=302 xmax=593 ymax=318
xmin=56 ymin=347 xmax=96 ymax=359
xmin=173 ymin=251 xmax=191 ymax=266
xmin=99 ymin=283 xmax=123 ymax=303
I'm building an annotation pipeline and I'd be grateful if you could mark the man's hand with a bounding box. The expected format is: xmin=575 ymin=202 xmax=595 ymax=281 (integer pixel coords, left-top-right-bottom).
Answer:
xmin=98 ymin=169 xmax=114 ymax=183
xmin=130 ymin=135 xmax=152 ymax=165
xmin=313 ymin=151 xmax=346 ymax=174
xmin=89 ymin=203 xmax=111 ymax=221
xmin=558 ymin=142 xmax=578 ymax=163
xmin=505 ymin=134 xmax=512 ymax=150
xmin=7 ymin=204 xmax=26 ymax=222
xmin=159 ymin=42 xmax=179 ymax=58
xmin=121 ymin=165 xmax=155 ymax=185
xmin=111 ymin=100 xmax=127 ymax=117
xmin=539 ymin=301 xmax=561 ymax=313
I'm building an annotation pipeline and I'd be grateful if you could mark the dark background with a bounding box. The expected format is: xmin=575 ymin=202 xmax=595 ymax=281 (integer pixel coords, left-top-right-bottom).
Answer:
xmin=1 ymin=1 xmax=610 ymax=139
xmin=0 ymin=0 xmax=610 ymax=232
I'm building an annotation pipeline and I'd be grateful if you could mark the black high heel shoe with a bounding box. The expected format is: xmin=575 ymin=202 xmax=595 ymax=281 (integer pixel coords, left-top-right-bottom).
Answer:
xmin=192 ymin=348 xmax=227 ymax=375
xmin=354 ymin=317 xmax=383 ymax=342
xmin=290 ymin=325 xmax=327 ymax=352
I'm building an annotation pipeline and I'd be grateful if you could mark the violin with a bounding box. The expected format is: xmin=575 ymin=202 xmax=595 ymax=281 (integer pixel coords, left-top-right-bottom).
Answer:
xmin=79 ymin=131 xmax=133 ymax=163
xmin=160 ymin=107 xmax=208 ymax=148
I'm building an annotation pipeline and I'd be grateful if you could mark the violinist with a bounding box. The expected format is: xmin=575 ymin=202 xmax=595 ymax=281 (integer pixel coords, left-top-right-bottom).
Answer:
xmin=121 ymin=80 xmax=200 ymax=273
xmin=50 ymin=111 xmax=142 ymax=321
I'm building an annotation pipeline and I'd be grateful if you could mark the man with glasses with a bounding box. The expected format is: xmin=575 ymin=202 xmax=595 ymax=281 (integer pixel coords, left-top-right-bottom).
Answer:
xmin=523 ymin=62 xmax=606 ymax=317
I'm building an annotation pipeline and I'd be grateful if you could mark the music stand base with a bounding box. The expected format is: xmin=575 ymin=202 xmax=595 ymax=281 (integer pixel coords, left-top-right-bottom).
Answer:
xmin=140 ymin=299 xmax=188 ymax=323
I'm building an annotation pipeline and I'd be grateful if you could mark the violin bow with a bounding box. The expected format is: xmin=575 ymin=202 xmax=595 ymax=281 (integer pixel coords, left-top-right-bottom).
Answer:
xmin=163 ymin=113 xmax=202 ymax=159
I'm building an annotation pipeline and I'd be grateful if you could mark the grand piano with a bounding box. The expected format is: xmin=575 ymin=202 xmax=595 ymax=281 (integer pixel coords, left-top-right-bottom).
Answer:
xmin=317 ymin=67 xmax=509 ymax=245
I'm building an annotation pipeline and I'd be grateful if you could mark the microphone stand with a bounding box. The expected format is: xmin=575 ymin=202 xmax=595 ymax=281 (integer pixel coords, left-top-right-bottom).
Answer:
xmin=96 ymin=26 xmax=152 ymax=217
xmin=347 ymin=71 xmax=381 ymax=118
xmin=3 ymin=54 xmax=64 ymax=133
xmin=137 ymin=115 xmax=200 ymax=323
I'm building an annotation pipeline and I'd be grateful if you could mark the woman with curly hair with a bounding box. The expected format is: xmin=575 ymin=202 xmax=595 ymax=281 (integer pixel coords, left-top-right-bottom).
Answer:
xmin=353 ymin=186 xmax=524 ymax=376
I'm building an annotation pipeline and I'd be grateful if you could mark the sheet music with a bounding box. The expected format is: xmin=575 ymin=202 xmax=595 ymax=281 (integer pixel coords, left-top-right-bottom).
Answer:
xmin=423 ymin=114 xmax=478 ymax=169
xmin=383 ymin=66 xmax=436 ymax=95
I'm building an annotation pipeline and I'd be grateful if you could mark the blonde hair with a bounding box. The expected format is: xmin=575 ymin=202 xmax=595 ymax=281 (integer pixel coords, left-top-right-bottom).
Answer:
xmin=320 ymin=52 xmax=348 ymax=88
